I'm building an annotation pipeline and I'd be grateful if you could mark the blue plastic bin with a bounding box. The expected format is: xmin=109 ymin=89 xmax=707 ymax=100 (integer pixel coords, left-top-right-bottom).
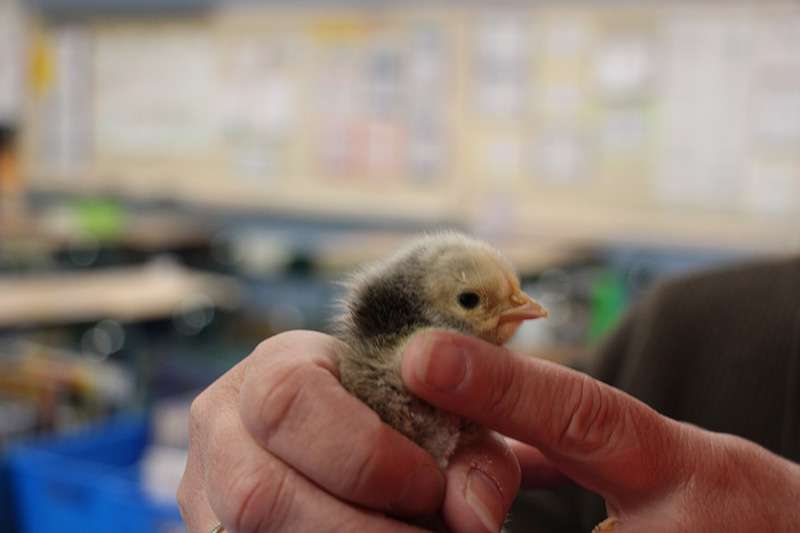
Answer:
xmin=6 ymin=415 xmax=184 ymax=533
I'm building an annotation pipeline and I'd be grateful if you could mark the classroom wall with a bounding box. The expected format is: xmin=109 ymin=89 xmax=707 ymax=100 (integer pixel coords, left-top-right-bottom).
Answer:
xmin=16 ymin=0 xmax=800 ymax=254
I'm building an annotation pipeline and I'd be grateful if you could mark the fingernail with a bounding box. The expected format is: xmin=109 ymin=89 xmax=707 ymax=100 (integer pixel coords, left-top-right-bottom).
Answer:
xmin=465 ymin=469 xmax=504 ymax=533
xmin=411 ymin=335 xmax=468 ymax=391
xmin=392 ymin=464 xmax=445 ymax=515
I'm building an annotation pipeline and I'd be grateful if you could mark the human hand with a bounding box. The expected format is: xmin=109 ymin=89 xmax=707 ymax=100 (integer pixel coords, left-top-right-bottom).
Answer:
xmin=177 ymin=330 xmax=520 ymax=533
xmin=401 ymin=330 xmax=800 ymax=532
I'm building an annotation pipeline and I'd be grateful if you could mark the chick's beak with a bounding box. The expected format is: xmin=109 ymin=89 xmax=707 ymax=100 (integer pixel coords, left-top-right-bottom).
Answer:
xmin=499 ymin=291 xmax=548 ymax=323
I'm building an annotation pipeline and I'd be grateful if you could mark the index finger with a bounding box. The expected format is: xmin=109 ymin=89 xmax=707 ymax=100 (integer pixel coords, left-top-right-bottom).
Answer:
xmin=400 ymin=331 xmax=685 ymax=506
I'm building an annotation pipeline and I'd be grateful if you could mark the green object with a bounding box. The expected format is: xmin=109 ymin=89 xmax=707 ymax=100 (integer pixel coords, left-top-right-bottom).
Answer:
xmin=587 ymin=269 xmax=628 ymax=342
xmin=74 ymin=199 xmax=127 ymax=241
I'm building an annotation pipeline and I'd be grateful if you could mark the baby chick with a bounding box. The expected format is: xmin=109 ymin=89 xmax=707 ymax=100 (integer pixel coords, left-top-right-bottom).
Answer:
xmin=334 ymin=231 xmax=547 ymax=469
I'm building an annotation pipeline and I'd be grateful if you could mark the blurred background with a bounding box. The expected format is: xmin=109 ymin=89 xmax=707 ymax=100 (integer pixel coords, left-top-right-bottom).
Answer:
xmin=1 ymin=0 xmax=799 ymax=530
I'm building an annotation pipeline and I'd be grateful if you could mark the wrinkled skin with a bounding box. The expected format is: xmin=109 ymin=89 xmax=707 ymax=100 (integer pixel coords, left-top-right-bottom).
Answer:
xmin=178 ymin=330 xmax=800 ymax=532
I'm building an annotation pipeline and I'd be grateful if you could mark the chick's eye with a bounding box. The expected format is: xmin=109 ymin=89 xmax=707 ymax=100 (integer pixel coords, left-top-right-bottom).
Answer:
xmin=457 ymin=292 xmax=481 ymax=309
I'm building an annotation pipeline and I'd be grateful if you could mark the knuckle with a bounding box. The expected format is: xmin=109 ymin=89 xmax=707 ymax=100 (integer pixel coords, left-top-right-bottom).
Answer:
xmin=213 ymin=456 xmax=296 ymax=533
xmin=337 ymin=420 xmax=390 ymax=497
xmin=187 ymin=391 xmax=218 ymax=459
xmin=555 ymin=374 xmax=618 ymax=455
xmin=483 ymin=354 xmax=528 ymax=421
xmin=175 ymin=469 xmax=191 ymax=517
xmin=250 ymin=363 xmax=311 ymax=449
xmin=237 ymin=467 xmax=294 ymax=533
xmin=340 ymin=446 xmax=377 ymax=499
xmin=187 ymin=393 xmax=208 ymax=441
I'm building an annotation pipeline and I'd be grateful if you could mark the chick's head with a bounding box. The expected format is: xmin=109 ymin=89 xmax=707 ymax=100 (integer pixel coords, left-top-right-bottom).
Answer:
xmin=414 ymin=233 xmax=547 ymax=345
xmin=337 ymin=232 xmax=547 ymax=349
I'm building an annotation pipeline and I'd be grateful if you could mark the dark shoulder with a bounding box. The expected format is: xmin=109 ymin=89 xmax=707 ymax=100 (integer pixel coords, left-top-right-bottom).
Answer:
xmin=647 ymin=255 xmax=800 ymax=316
xmin=616 ymin=255 xmax=800 ymax=370
xmin=592 ymin=255 xmax=800 ymax=379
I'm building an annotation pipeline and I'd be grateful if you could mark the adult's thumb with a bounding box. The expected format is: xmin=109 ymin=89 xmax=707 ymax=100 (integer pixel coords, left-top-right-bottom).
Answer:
xmin=401 ymin=330 xmax=684 ymax=507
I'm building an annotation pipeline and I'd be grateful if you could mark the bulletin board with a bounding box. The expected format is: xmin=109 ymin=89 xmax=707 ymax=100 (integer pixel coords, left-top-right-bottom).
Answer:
xmin=21 ymin=1 xmax=800 ymax=251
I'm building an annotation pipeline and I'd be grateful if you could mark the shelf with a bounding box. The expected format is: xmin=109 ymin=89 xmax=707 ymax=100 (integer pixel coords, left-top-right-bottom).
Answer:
xmin=0 ymin=263 xmax=241 ymax=328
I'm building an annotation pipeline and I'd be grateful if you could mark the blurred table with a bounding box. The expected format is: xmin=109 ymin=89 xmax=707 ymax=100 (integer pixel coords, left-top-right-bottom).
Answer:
xmin=0 ymin=262 xmax=240 ymax=327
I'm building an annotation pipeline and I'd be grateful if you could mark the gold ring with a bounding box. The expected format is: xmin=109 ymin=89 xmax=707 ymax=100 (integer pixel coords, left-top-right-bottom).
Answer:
xmin=592 ymin=517 xmax=619 ymax=532
xmin=210 ymin=523 xmax=225 ymax=533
